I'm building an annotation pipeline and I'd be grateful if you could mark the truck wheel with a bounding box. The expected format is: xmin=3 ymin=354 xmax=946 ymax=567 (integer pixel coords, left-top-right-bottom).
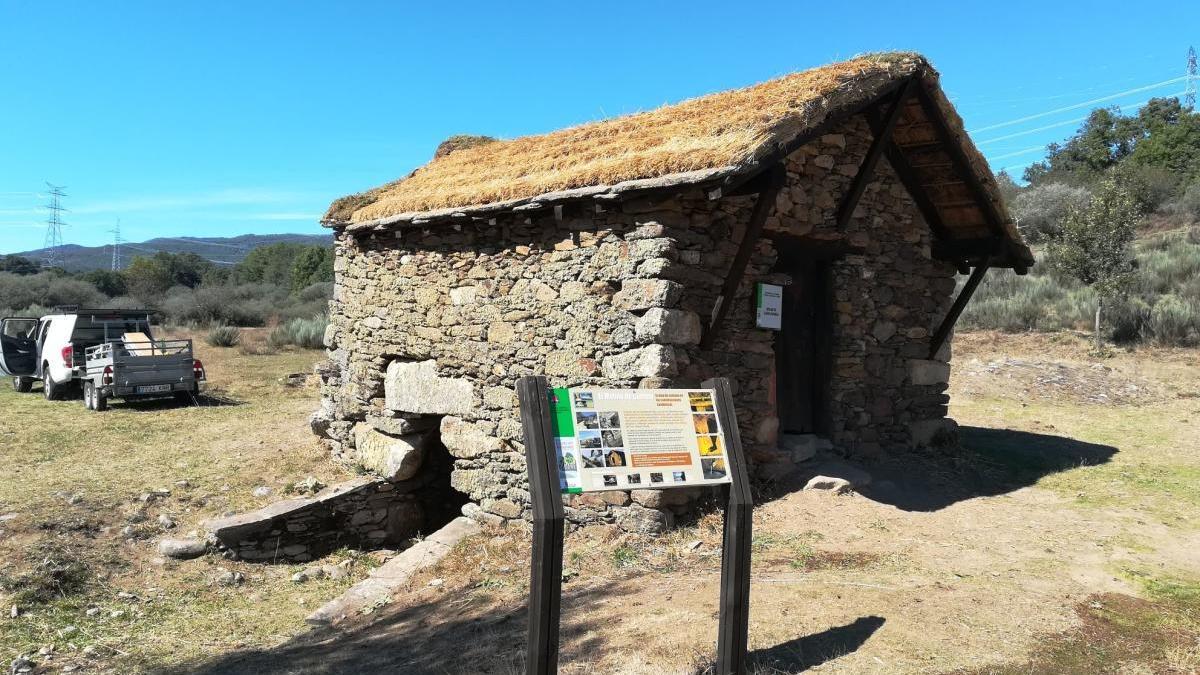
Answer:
xmin=94 ymin=389 xmax=108 ymax=412
xmin=84 ymin=381 xmax=100 ymax=410
xmin=12 ymin=377 xmax=32 ymax=393
xmin=43 ymin=367 xmax=60 ymax=401
xmin=174 ymin=389 xmax=195 ymax=406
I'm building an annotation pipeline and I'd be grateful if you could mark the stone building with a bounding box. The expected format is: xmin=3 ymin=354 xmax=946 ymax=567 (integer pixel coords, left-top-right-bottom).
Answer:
xmin=310 ymin=52 xmax=1033 ymax=535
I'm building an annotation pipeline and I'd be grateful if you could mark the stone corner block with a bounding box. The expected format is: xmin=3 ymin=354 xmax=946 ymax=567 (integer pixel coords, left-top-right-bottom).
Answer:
xmin=909 ymin=418 xmax=959 ymax=449
xmin=907 ymin=358 xmax=951 ymax=386
xmin=384 ymin=359 xmax=476 ymax=415
xmin=602 ymin=344 xmax=679 ymax=380
xmin=634 ymin=308 xmax=702 ymax=345
xmin=612 ymin=279 xmax=682 ymax=311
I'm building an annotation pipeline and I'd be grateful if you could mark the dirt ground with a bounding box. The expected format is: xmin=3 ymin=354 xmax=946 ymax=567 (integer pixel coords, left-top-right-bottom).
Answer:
xmin=178 ymin=331 xmax=1200 ymax=675
xmin=4 ymin=330 xmax=1199 ymax=674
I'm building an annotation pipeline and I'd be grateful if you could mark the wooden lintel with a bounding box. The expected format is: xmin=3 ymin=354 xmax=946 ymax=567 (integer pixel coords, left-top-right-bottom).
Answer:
xmin=928 ymin=262 xmax=989 ymax=359
xmin=835 ymin=79 xmax=916 ymax=230
xmin=700 ymin=164 xmax=786 ymax=350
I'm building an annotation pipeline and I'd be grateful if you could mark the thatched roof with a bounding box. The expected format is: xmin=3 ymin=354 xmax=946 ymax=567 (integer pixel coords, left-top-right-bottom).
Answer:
xmin=327 ymin=52 xmax=1032 ymax=269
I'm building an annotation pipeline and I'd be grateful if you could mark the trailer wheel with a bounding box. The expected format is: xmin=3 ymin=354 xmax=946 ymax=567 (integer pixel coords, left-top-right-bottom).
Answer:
xmin=12 ymin=376 xmax=32 ymax=393
xmin=94 ymin=389 xmax=108 ymax=412
xmin=83 ymin=381 xmax=94 ymax=409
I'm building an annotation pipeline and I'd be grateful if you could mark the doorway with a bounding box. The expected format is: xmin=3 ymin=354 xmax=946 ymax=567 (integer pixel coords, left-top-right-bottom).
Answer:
xmin=773 ymin=248 xmax=834 ymax=436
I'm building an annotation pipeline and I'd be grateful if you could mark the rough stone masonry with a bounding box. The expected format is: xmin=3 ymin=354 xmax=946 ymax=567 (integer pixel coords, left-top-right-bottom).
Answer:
xmin=311 ymin=114 xmax=959 ymax=534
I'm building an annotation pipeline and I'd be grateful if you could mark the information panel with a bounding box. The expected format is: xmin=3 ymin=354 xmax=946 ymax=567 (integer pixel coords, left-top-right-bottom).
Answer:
xmin=548 ymin=387 xmax=733 ymax=493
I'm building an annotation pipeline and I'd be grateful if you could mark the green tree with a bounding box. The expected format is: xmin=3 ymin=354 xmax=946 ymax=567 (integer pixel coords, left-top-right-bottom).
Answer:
xmin=289 ymin=246 xmax=334 ymax=293
xmin=1048 ymin=175 xmax=1143 ymax=350
xmin=79 ymin=269 xmax=128 ymax=297
xmin=0 ymin=255 xmax=40 ymax=275
xmin=233 ymin=242 xmax=308 ymax=286
xmin=121 ymin=256 xmax=174 ymax=302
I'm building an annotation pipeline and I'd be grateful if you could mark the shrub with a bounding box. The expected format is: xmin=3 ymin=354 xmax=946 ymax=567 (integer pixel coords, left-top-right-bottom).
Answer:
xmin=206 ymin=325 xmax=242 ymax=347
xmin=1147 ymin=295 xmax=1199 ymax=346
xmin=268 ymin=315 xmax=327 ymax=349
xmin=0 ymin=272 xmax=109 ymax=313
xmin=1166 ymin=182 xmax=1200 ymax=220
xmin=1010 ymin=182 xmax=1091 ymax=243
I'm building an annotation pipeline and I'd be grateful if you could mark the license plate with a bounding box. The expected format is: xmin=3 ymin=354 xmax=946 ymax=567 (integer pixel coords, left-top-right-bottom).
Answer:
xmin=136 ymin=384 xmax=172 ymax=394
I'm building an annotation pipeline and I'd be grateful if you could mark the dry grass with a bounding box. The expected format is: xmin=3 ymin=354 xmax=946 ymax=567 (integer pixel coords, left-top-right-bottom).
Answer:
xmin=328 ymin=52 xmax=930 ymax=223
xmin=0 ymin=329 xmax=366 ymax=671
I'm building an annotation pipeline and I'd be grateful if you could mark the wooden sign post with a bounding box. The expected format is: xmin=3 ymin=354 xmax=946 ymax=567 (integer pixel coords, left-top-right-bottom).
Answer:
xmin=516 ymin=376 xmax=753 ymax=675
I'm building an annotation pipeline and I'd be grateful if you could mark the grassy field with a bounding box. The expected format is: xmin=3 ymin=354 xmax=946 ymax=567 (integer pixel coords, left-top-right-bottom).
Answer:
xmin=0 ymin=329 xmax=370 ymax=672
xmin=3 ymin=330 xmax=1199 ymax=673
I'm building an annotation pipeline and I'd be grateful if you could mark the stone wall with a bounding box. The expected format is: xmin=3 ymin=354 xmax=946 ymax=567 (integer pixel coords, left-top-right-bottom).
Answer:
xmin=312 ymin=112 xmax=959 ymax=530
xmin=203 ymin=477 xmax=424 ymax=563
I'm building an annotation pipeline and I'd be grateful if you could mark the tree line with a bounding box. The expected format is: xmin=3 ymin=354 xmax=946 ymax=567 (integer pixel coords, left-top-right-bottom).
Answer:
xmin=0 ymin=242 xmax=333 ymax=327
xmin=967 ymin=96 xmax=1200 ymax=348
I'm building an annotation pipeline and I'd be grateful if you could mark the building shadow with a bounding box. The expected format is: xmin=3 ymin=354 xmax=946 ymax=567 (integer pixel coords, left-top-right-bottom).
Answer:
xmin=160 ymin=579 xmax=644 ymax=675
xmin=849 ymin=426 xmax=1118 ymax=512
xmin=746 ymin=615 xmax=885 ymax=672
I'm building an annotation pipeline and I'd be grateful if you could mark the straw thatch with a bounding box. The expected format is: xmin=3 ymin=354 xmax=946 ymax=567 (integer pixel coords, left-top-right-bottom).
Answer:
xmin=326 ymin=53 xmax=934 ymax=224
xmin=325 ymin=51 xmax=1024 ymax=266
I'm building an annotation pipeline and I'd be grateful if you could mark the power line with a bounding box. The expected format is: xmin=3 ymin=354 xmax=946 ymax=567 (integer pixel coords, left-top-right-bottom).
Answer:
xmin=977 ymin=91 xmax=1188 ymax=148
xmin=118 ymin=242 xmax=239 ymax=265
xmin=968 ymin=75 xmax=1188 ymax=134
xmin=146 ymin=236 xmax=256 ymax=251
xmin=42 ymin=183 xmax=67 ymax=269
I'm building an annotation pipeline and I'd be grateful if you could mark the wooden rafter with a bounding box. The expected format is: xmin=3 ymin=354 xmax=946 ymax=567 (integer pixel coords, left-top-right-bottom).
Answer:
xmin=835 ymin=78 xmax=918 ymax=230
xmin=912 ymin=86 xmax=1008 ymax=240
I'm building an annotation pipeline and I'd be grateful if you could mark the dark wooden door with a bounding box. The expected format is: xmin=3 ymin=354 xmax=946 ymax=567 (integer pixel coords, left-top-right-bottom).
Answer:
xmin=774 ymin=260 xmax=832 ymax=435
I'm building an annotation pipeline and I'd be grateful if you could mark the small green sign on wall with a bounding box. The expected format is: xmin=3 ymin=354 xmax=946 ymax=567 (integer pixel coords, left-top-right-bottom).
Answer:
xmin=755 ymin=283 xmax=782 ymax=330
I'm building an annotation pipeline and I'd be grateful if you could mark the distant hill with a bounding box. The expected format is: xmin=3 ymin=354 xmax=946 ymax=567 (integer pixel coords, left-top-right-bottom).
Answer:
xmin=11 ymin=233 xmax=333 ymax=272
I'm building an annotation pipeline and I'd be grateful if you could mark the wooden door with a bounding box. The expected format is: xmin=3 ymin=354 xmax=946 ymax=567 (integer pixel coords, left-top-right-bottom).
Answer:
xmin=774 ymin=260 xmax=832 ymax=435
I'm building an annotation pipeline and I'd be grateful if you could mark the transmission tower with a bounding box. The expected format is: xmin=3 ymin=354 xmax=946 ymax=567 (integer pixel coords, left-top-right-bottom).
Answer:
xmin=42 ymin=183 xmax=68 ymax=269
xmin=1187 ymin=46 xmax=1198 ymax=110
xmin=108 ymin=219 xmax=122 ymax=270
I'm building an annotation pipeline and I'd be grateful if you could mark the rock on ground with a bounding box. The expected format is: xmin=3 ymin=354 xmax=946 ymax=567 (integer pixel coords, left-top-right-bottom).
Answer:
xmin=158 ymin=538 xmax=208 ymax=560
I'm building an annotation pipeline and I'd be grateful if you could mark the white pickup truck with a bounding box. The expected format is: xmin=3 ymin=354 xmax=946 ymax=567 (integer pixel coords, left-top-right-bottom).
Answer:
xmin=0 ymin=308 xmax=206 ymax=410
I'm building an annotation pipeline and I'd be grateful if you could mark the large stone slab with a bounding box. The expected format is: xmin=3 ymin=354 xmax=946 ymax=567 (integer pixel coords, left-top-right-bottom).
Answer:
xmin=354 ymin=424 xmax=427 ymax=481
xmin=306 ymin=517 xmax=482 ymax=626
xmin=384 ymin=359 xmax=475 ymax=415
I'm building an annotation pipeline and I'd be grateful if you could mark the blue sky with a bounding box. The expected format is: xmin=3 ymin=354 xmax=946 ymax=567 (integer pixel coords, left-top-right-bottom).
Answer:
xmin=1 ymin=1 xmax=1197 ymax=254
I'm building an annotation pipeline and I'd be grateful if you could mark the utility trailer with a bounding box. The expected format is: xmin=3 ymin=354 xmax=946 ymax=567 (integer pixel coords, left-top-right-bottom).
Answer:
xmin=80 ymin=336 xmax=204 ymax=411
